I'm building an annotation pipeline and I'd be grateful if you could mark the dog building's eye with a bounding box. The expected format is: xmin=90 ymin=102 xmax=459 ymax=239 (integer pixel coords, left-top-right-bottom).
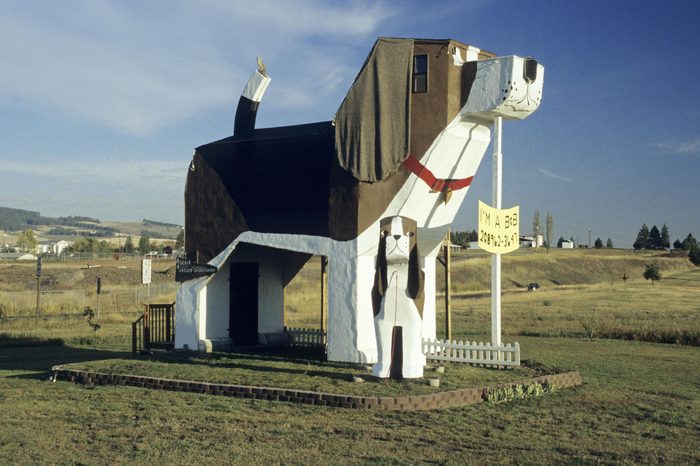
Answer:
xmin=381 ymin=230 xmax=389 ymax=237
xmin=407 ymin=232 xmax=415 ymax=237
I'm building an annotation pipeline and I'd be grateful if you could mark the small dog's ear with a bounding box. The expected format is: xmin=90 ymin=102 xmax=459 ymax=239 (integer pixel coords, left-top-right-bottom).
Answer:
xmin=407 ymin=236 xmax=424 ymax=318
xmin=371 ymin=231 xmax=388 ymax=317
xmin=407 ymin=242 xmax=423 ymax=298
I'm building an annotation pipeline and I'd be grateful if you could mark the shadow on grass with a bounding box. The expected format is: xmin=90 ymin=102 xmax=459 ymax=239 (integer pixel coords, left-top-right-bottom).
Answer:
xmin=0 ymin=335 xmax=131 ymax=380
xmin=129 ymin=346 xmax=358 ymax=382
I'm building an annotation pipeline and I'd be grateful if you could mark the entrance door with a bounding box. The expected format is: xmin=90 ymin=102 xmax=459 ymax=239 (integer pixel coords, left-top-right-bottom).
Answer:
xmin=229 ymin=262 xmax=259 ymax=346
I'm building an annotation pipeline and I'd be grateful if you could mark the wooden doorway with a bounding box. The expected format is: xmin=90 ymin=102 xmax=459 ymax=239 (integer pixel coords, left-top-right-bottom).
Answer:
xmin=229 ymin=262 xmax=259 ymax=346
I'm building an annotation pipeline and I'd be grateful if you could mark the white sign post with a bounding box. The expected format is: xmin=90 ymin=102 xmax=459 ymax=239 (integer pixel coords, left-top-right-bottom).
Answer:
xmin=492 ymin=116 xmax=503 ymax=347
xmin=478 ymin=117 xmax=521 ymax=363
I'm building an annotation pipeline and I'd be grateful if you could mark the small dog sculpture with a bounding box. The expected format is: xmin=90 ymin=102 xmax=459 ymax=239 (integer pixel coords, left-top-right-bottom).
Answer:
xmin=372 ymin=216 xmax=425 ymax=378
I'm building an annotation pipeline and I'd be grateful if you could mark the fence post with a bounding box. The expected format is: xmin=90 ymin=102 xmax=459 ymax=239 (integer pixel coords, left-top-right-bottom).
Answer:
xmin=143 ymin=304 xmax=150 ymax=350
xmin=166 ymin=303 xmax=172 ymax=342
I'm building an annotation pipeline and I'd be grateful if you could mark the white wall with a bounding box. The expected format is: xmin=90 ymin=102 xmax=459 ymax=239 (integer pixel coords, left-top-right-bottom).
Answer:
xmin=204 ymin=264 xmax=230 ymax=340
xmin=257 ymin=258 xmax=284 ymax=335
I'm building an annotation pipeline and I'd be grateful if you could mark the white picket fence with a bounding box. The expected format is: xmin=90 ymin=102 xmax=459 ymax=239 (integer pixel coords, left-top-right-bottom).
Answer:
xmin=422 ymin=338 xmax=520 ymax=367
xmin=284 ymin=327 xmax=327 ymax=347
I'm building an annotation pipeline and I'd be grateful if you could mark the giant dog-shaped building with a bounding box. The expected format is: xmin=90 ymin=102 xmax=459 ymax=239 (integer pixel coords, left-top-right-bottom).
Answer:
xmin=175 ymin=38 xmax=544 ymax=365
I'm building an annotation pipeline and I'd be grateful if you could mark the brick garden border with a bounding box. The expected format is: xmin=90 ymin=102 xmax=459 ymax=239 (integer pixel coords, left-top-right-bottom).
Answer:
xmin=50 ymin=365 xmax=582 ymax=411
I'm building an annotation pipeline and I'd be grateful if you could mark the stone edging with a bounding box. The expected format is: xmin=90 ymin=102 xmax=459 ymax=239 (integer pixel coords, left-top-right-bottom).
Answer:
xmin=49 ymin=366 xmax=582 ymax=411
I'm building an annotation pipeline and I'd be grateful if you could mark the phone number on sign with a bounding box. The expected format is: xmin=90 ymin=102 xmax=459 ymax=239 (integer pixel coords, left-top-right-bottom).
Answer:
xmin=479 ymin=230 xmax=519 ymax=249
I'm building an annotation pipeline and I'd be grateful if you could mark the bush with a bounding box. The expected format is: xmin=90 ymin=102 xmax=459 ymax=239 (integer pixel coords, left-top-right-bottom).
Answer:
xmin=689 ymin=243 xmax=700 ymax=266
xmin=643 ymin=263 xmax=661 ymax=284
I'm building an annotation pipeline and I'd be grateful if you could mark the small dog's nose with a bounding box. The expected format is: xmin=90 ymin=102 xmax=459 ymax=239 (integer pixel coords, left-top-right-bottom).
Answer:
xmin=393 ymin=234 xmax=402 ymax=240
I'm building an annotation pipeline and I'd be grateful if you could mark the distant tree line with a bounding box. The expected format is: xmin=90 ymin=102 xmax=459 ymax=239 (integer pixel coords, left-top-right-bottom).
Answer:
xmin=450 ymin=229 xmax=478 ymax=248
xmin=46 ymin=225 xmax=117 ymax=237
xmin=0 ymin=206 xmax=102 ymax=231
xmin=66 ymin=234 xmax=175 ymax=255
xmin=143 ymin=219 xmax=181 ymax=228
xmin=140 ymin=229 xmax=177 ymax=240
xmin=633 ymin=224 xmax=670 ymax=250
xmin=633 ymin=223 xmax=699 ymax=266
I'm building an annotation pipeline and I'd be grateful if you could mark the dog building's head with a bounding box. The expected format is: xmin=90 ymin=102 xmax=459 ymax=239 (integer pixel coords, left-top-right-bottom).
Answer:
xmin=372 ymin=216 xmax=424 ymax=317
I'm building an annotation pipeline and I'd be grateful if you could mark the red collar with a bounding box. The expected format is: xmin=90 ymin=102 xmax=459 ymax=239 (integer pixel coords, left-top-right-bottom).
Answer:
xmin=402 ymin=154 xmax=474 ymax=194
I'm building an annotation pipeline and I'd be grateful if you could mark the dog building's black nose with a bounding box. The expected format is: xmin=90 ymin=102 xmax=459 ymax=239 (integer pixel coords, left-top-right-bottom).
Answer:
xmin=524 ymin=58 xmax=538 ymax=83
xmin=393 ymin=234 xmax=402 ymax=240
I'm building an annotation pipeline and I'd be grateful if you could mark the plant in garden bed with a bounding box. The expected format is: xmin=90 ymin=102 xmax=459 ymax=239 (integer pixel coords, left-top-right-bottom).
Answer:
xmin=486 ymin=380 xmax=557 ymax=404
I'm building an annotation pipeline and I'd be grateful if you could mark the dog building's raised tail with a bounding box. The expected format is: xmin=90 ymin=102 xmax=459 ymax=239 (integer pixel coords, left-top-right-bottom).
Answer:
xmin=233 ymin=57 xmax=271 ymax=136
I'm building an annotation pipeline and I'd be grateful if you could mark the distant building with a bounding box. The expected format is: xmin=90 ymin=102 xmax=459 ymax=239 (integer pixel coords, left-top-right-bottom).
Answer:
xmin=36 ymin=243 xmax=52 ymax=254
xmin=561 ymin=239 xmax=574 ymax=249
xmin=53 ymin=240 xmax=72 ymax=255
xmin=520 ymin=234 xmax=544 ymax=248
xmin=0 ymin=252 xmax=37 ymax=261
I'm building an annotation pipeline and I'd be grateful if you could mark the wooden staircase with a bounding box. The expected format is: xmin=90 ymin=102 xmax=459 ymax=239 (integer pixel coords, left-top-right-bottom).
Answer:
xmin=132 ymin=303 xmax=175 ymax=355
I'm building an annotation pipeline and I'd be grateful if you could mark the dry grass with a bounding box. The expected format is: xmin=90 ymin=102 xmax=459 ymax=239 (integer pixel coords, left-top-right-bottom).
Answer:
xmin=1 ymin=249 xmax=699 ymax=464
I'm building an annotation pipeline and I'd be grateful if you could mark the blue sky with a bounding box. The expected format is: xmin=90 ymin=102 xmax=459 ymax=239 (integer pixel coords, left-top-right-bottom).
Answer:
xmin=1 ymin=0 xmax=698 ymax=247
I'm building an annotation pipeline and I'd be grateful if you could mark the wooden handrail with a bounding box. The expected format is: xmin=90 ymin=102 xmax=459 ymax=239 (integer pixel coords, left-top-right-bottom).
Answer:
xmin=132 ymin=302 xmax=175 ymax=355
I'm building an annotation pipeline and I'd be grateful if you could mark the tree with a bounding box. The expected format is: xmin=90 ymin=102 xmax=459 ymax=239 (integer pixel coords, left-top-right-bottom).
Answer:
xmin=450 ymin=230 xmax=477 ymax=248
xmin=689 ymin=243 xmax=700 ymax=267
xmin=681 ymin=233 xmax=697 ymax=251
xmin=606 ymin=238 xmax=614 ymax=248
xmin=123 ymin=235 xmax=135 ymax=253
xmin=16 ymin=229 xmax=37 ymax=251
xmin=138 ymin=236 xmax=150 ymax=255
xmin=644 ymin=263 xmax=661 ymax=285
xmin=557 ymin=236 xmax=565 ymax=248
xmin=175 ymin=229 xmax=184 ymax=250
xmin=594 ymin=238 xmax=603 ymax=249
xmin=660 ymin=224 xmax=670 ymax=250
xmin=67 ymin=237 xmax=112 ymax=254
xmin=532 ymin=210 xmax=541 ymax=239
xmin=545 ymin=212 xmax=553 ymax=253
xmin=633 ymin=224 xmax=650 ymax=250
xmin=649 ymin=225 xmax=662 ymax=250
xmin=673 ymin=239 xmax=683 ymax=250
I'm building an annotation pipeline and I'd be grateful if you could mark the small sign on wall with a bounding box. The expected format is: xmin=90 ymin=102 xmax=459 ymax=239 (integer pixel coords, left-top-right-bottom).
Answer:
xmin=175 ymin=257 xmax=217 ymax=282
xmin=478 ymin=200 xmax=520 ymax=254
xmin=141 ymin=259 xmax=152 ymax=285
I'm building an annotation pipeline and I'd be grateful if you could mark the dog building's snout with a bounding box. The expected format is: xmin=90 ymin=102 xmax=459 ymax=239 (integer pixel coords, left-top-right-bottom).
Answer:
xmin=524 ymin=58 xmax=538 ymax=83
xmin=393 ymin=234 xmax=402 ymax=240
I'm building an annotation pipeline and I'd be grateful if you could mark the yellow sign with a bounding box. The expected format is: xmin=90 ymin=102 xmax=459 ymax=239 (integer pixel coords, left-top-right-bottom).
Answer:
xmin=478 ymin=201 xmax=520 ymax=254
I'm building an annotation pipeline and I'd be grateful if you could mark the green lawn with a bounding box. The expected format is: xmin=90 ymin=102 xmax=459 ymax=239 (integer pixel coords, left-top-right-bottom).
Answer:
xmin=61 ymin=349 xmax=546 ymax=398
xmin=1 ymin=337 xmax=697 ymax=464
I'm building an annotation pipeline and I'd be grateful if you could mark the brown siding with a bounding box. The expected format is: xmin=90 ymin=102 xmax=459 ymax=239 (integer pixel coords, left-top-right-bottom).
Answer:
xmin=410 ymin=41 xmax=451 ymax=161
xmin=185 ymin=152 xmax=248 ymax=262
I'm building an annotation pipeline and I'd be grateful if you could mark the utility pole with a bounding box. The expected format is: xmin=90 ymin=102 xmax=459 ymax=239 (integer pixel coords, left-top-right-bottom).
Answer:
xmin=588 ymin=226 xmax=592 ymax=249
xmin=35 ymin=257 xmax=42 ymax=319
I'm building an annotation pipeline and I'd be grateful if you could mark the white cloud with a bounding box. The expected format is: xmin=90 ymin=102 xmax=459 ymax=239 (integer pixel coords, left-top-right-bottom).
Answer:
xmin=537 ymin=168 xmax=574 ymax=183
xmin=0 ymin=156 xmax=187 ymax=186
xmin=0 ymin=1 xmax=397 ymax=136
xmin=655 ymin=139 xmax=700 ymax=155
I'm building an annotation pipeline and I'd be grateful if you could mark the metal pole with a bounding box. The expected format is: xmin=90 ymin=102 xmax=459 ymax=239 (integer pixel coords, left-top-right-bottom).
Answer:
xmin=444 ymin=230 xmax=452 ymax=341
xmin=320 ymin=256 xmax=327 ymax=332
xmin=35 ymin=276 xmax=40 ymax=319
xmin=491 ymin=116 xmax=503 ymax=346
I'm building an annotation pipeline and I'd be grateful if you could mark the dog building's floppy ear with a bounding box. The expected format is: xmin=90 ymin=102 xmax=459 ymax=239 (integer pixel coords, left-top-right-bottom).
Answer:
xmin=371 ymin=218 xmax=390 ymax=317
xmin=335 ymin=38 xmax=414 ymax=182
